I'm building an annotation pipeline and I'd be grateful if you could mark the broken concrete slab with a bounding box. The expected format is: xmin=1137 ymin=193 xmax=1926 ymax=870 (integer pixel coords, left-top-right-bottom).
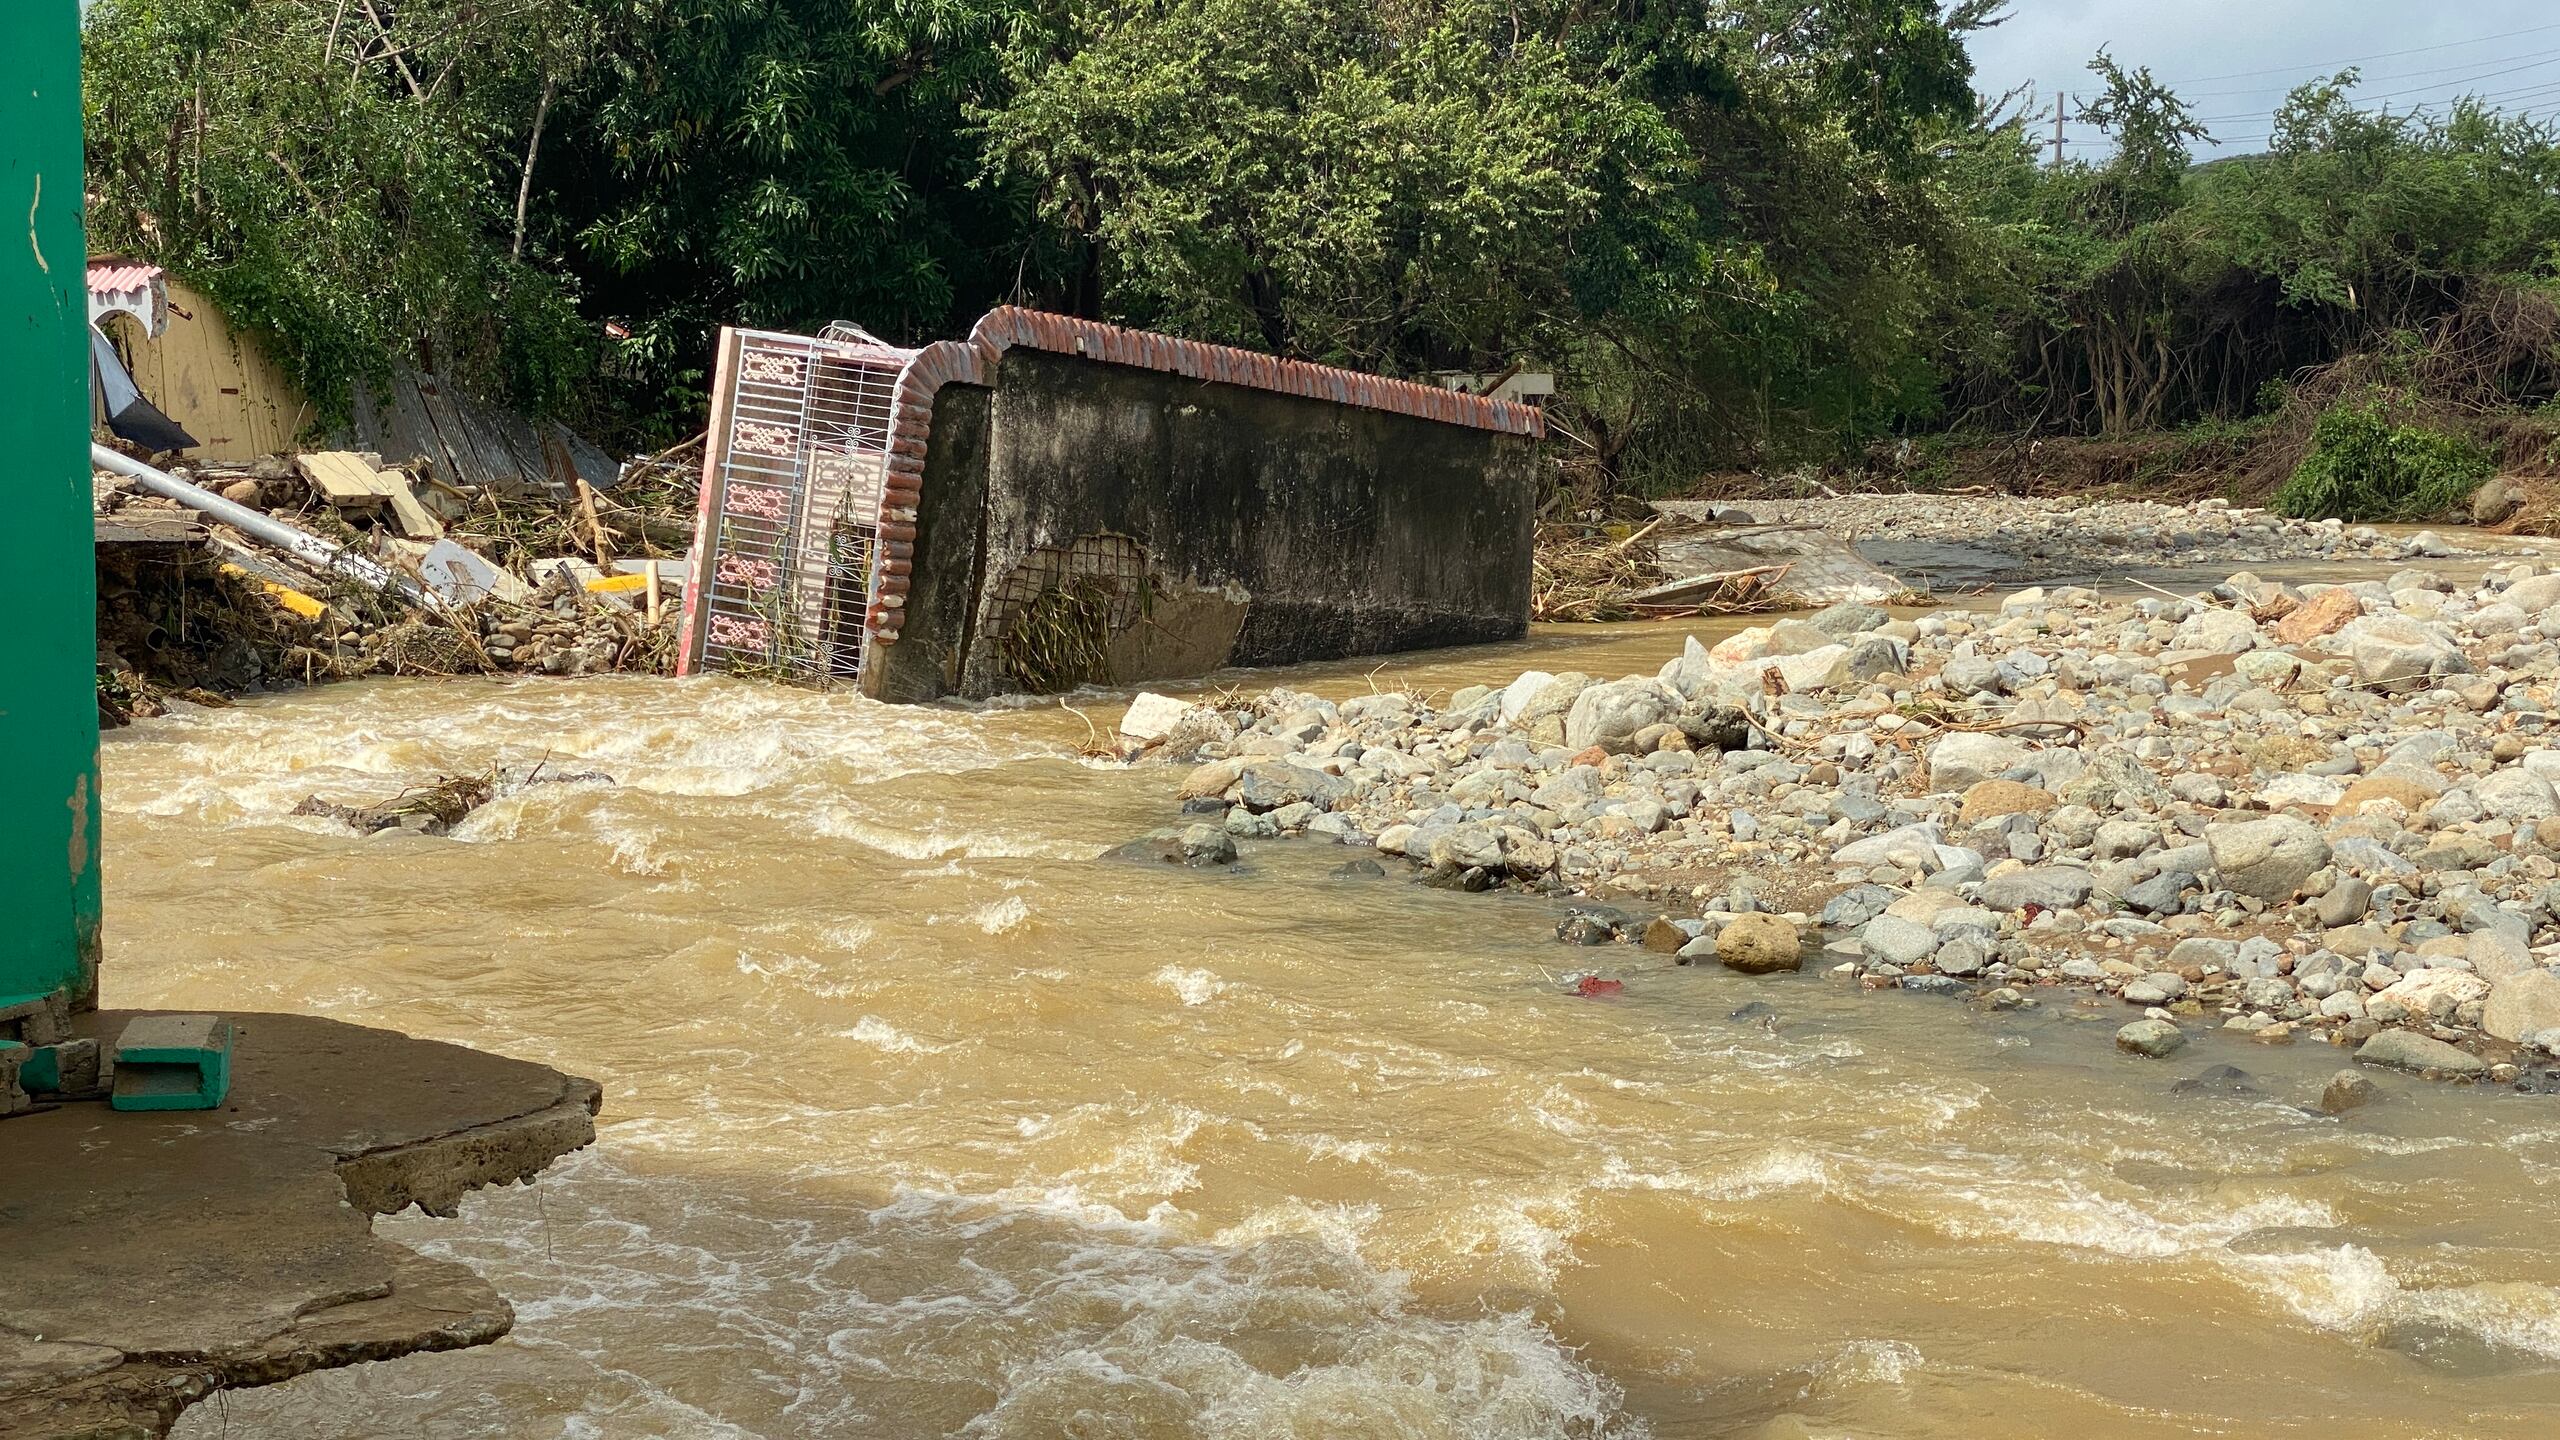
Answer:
xmin=0 ymin=1011 xmax=598 ymax=1439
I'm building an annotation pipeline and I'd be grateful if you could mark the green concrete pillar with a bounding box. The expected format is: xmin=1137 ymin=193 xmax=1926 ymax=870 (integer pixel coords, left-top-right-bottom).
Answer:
xmin=0 ymin=6 xmax=101 ymax=1014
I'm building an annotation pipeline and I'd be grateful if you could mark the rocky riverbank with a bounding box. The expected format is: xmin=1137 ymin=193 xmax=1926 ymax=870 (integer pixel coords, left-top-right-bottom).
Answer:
xmin=1129 ymin=561 xmax=2560 ymax=1090
xmin=1727 ymin=492 xmax=2514 ymax=578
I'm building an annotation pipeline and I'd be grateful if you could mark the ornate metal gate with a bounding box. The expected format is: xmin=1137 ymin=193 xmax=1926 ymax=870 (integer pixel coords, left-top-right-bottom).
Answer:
xmin=681 ymin=325 xmax=914 ymax=683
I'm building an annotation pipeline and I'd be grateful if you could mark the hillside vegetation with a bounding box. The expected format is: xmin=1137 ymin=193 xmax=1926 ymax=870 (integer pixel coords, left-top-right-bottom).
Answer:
xmin=81 ymin=1 xmax=2560 ymax=517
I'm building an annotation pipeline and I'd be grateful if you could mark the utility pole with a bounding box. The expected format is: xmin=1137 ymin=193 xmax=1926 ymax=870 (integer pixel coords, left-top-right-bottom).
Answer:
xmin=2052 ymin=91 xmax=2068 ymax=168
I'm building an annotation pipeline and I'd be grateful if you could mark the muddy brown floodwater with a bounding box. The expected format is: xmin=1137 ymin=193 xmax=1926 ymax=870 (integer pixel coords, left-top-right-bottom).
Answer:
xmin=110 ymin=614 xmax=2560 ymax=1438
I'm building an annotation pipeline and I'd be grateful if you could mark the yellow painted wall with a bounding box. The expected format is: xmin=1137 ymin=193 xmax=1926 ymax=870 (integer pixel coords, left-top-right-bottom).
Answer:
xmin=111 ymin=277 xmax=310 ymax=461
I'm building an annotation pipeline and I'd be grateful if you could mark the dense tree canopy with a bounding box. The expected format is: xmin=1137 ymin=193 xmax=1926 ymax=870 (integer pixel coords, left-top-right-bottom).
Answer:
xmin=78 ymin=1 xmax=2560 ymax=478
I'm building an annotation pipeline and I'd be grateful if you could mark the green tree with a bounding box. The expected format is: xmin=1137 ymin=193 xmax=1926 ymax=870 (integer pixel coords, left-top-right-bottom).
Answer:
xmin=83 ymin=0 xmax=595 ymax=423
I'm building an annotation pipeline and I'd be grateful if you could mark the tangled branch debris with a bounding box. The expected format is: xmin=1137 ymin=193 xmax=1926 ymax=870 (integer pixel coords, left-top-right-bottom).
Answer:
xmin=1531 ymin=517 xmax=1792 ymax=623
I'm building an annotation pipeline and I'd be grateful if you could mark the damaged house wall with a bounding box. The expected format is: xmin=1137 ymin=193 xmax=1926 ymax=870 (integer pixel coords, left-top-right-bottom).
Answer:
xmin=862 ymin=310 xmax=1543 ymax=702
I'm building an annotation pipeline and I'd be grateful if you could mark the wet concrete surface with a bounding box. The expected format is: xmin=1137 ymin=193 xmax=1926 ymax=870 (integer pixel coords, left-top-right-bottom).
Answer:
xmin=0 ymin=1011 xmax=597 ymax=1438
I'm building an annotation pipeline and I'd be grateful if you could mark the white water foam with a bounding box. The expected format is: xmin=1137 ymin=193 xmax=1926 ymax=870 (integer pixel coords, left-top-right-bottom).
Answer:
xmin=1154 ymin=964 xmax=1230 ymax=1006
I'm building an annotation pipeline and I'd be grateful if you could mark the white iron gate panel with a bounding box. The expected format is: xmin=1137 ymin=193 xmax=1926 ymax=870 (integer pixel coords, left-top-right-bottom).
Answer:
xmin=688 ymin=326 xmax=913 ymax=683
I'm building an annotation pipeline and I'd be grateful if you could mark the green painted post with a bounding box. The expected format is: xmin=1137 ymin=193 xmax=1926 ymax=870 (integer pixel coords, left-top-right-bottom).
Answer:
xmin=0 ymin=6 xmax=102 ymax=1014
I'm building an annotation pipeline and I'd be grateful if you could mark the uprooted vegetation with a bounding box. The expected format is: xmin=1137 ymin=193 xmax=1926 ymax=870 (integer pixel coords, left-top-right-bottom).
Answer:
xmin=2269 ymin=401 xmax=2498 ymax=523
xmin=1531 ymin=514 xmax=1794 ymax=623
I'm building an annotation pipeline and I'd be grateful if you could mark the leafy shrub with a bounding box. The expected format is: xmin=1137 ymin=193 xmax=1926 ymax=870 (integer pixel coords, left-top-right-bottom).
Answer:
xmin=2270 ymin=401 xmax=2494 ymax=522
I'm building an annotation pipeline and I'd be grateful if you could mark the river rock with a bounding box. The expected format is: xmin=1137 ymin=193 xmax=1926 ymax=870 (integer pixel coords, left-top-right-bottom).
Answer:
xmin=1959 ymin=779 xmax=2057 ymax=824
xmin=2484 ymin=970 xmax=2560 ymax=1043
xmin=2315 ymin=877 xmax=2373 ymax=928
xmin=1859 ymin=915 xmax=1939 ymax=967
xmin=2116 ymin=1019 xmax=2187 ymax=1058
xmin=2373 ymin=968 xmax=2489 ymax=1024
xmin=2355 ymin=1029 xmax=2488 ymax=1077
xmin=2476 ymin=768 xmax=2560 ymax=823
xmin=1178 ymin=759 xmax=1243 ymax=800
xmin=2319 ymin=1068 xmax=2378 ymax=1115
xmin=2473 ymin=474 xmax=2525 ymax=525
xmin=2206 ymin=815 xmax=2330 ymax=901
xmin=2120 ymin=870 xmax=2196 ymax=915
xmin=1928 ymin=733 xmax=2028 ymax=793
xmin=2338 ymin=615 xmax=2471 ymax=692
xmin=1717 ymin=914 xmax=1804 ymax=974
xmin=1565 ymin=679 xmax=1676 ymax=754
xmin=1236 ymin=761 xmax=1347 ymax=811
xmin=1513 ymin=673 xmax=1592 ymax=740
xmin=1179 ymin=824 xmax=1239 ymax=865
xmin=2123 ymin=973 xmax=2188 ymax=1005
xmin=1806 ymin=601 xmax=1890 ymax=638
xmin=2172 ymin=607 xmax=2258 ymax=653
xmin=2274 ymin=587 xmax=2361 ymax=645
xmin=1119 ymin=692 xmax=1197 ymax=744
xmin=1834 ymin=822 xmax=1942 ymax=869
xmin=1980 ymin=866 xmax=2093 ymax=911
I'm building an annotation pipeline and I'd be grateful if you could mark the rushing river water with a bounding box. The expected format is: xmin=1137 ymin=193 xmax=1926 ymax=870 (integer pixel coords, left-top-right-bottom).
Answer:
xmin=109 ymin=619 xmax=2560 ymax=1439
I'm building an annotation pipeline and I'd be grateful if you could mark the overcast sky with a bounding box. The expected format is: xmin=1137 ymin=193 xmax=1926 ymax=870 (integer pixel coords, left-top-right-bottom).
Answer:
xmin=1967 ymin=0 xmax=2560 ymax=152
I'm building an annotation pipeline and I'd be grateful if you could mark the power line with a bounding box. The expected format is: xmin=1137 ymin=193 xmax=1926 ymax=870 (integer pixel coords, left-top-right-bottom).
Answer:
xmin=2165 ymin=20 xmax=2560 ymax=86
xmin=2190 ymin=54 xmax=2560 ymax=122
xmin=2193 ymin=71 xmax=2560 ymax=127
xmin=2179 ymin=43 xmax=2560 ymax=100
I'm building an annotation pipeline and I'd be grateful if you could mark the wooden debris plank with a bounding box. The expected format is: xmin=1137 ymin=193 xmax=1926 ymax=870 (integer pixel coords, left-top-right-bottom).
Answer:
xmin=295 ymin=451 xmax=390 ymax=503
xmin=93 ymin=513 xmax=208 ymax=547
xmin=1630 ymin=564 xmax=1791 ymax=607
xmin=374 ymin=472 xmax=444 ymax=540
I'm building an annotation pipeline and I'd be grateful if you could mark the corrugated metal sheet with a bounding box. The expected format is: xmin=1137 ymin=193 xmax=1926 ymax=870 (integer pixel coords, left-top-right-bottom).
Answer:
xmin=85 ymin=262 xmax=163 ymax=295
xmin=348 ymin=367 xmax=617 ymax=499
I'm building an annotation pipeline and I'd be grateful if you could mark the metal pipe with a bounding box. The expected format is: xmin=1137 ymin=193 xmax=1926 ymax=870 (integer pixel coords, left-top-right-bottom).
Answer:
xmin=90 ymin=443 xmax=428 ymax=607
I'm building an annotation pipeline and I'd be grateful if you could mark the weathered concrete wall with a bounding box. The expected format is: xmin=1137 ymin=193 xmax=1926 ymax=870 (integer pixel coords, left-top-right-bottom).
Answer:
xmin=885 ymin=348 xmax=1536 ymax=700
xmin=872 ymin=386 xmax=992 ymax=704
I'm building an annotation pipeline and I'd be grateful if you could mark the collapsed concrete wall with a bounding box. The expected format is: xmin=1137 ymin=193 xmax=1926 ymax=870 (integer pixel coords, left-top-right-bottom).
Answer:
xmin=867 ymin=313 xmax=1542 ymax=702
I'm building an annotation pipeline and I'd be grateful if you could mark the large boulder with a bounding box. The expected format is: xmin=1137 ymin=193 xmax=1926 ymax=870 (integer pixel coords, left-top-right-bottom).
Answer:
xmin=2504 ymin=570 xmax=2560 ymax=614
xmin=2373 ymin=968 xmax=2489 ymax=1025
xmin=1716 ymin=913 xmax=1804 ymax=974
xmin=1564 ymin=679 xmax=1678 ymax=754
xmin=2335 ymin=615 xmax=2471 ymax=693
xmin=2205 ymin=815 xmax=2330 ymax=901
xmin=1927 ymin=733 xmax=2028 ymax=793
xmin=2484 ymin=970 xmax=2560 ymax=1043
xmin=2473 ymin=474 xmax=2526 ymax=526
xmin=2355 ymin=1029 xmax=2487 ymax=1077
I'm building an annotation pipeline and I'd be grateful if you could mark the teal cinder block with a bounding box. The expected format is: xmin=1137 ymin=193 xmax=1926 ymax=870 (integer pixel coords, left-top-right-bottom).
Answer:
xmin=109 ymin=1015 xmax=233 ymax=1111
